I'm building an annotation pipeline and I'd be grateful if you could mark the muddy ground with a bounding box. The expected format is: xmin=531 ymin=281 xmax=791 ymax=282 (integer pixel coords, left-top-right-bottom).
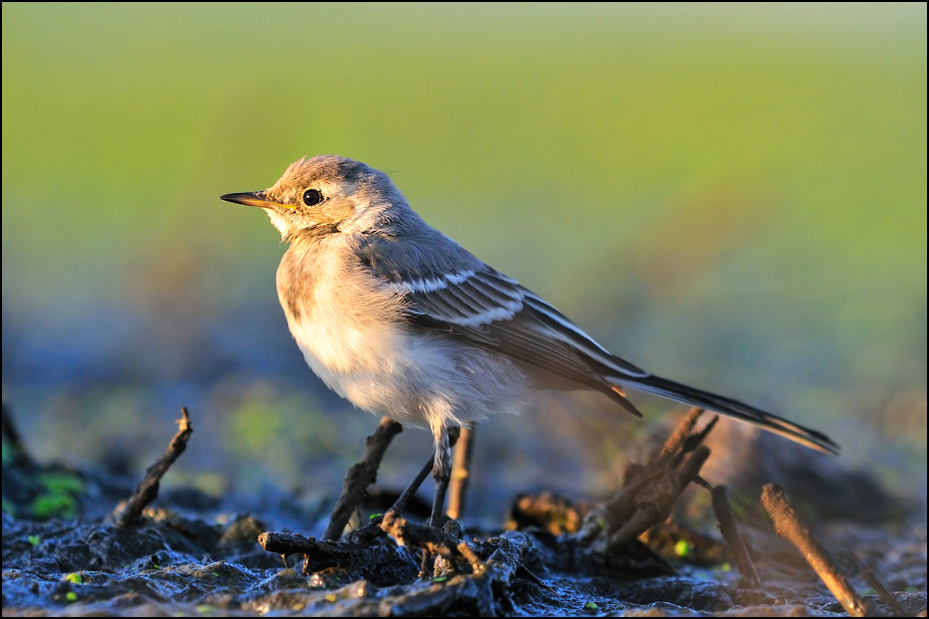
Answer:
xmin=2 ymin=406 xmax=926 ymax=617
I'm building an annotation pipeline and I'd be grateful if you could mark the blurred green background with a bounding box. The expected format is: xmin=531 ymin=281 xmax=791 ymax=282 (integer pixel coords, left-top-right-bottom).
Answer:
xmin=3 ymin=4 xmax=926 ymax=509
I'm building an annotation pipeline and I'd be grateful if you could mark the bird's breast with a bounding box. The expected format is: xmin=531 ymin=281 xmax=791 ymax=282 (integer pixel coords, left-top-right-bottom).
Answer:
xmin=275 ymin=242 xmax=409 ymax=407
xmin=272 ymin=237 xmax=529 ymax=429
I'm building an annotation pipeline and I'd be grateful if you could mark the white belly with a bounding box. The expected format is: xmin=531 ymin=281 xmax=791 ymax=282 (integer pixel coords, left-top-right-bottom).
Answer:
xmin=277 ymin=240 xmax=528 ymax=433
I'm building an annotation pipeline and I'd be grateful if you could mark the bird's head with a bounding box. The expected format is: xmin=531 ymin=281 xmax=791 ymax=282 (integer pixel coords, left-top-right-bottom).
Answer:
xmin=221 ymin=155 xmax=409 ymax=240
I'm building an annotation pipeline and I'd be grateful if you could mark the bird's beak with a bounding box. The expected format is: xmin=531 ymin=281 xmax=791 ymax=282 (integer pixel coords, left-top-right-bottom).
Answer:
xmin=220 ymin=191 xmax=293 ymax=210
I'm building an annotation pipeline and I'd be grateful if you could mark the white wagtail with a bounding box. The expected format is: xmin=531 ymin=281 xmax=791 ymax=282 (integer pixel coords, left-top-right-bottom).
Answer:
xmin=221 ymin=155 xmax=839 ymax=525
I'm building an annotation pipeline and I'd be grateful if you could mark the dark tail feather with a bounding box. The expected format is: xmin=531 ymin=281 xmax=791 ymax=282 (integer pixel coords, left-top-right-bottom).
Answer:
xmin=611 ymin=373 xmax=840 ymax=454
xmin=607 ymin=384 xmax=644 ymax=418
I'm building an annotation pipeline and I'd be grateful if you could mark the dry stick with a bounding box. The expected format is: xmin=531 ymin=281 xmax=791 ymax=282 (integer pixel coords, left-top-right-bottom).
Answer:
xmin=456 ymin=541 xmax=486 ymax=575
xmin=259 ymin=531 xmax=345 ymax=569
xmin=111 ymin=408 xmax=193 ymax=528
xmin=708 ymin=483 xmax=760 ymax=589
xmin=658 ymin=406 xmax=706 ymax=462
xmin=380 ymin=509 xmax=486 ymax=576
xmin=323 ymin=416 xmax=403 ymax=540
xmin=586 ymin=408 xmax=714 ymax=551
xmin=605 ymin=443 xmax=710 ymax=548
xmin=761 ymin=483 xmax=875 ymax=618
xmin=258 ymin=530 xmax=418 ymax=577
xmin=382 ymin=509 xmax=458 ymax=579
xmin=390 ymin=457 xmax=433 ymax=516
xmin=446 ymin=426 xmax=475 ymax=520
xmin=862 ymin=569 xmax=907 ymax=617
xmin=2 ymin=403 xmax=33 ymax=467
xmin=510 ymin=492 xmax=589 ymax=535
xmin=380 ymin=510 xmax=461 ymax=557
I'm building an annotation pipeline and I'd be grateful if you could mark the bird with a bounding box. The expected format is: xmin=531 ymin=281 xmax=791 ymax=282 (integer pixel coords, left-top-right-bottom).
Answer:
xmin=221 ymin=155 xmax=839 ymax=526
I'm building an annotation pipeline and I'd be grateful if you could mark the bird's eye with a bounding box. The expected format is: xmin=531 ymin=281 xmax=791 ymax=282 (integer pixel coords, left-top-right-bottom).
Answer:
xmin=302 ymin=188 xmax=324 ymax=206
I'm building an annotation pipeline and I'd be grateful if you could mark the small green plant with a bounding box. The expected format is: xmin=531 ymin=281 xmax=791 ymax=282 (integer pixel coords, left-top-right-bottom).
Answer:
xmin=674 ymin=539 xmax=693 ymax=558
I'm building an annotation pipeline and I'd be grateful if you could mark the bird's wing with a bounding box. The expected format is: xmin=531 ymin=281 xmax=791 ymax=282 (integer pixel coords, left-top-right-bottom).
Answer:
xmin=354 ymin=233 xmax=840 ymax=454
xmin=355 ymin=234 xmax=648 ymax=412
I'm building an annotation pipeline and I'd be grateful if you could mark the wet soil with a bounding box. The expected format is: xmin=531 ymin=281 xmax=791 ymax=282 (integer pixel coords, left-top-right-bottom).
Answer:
xmin=2 ymin=408 xmax=926 ymax=617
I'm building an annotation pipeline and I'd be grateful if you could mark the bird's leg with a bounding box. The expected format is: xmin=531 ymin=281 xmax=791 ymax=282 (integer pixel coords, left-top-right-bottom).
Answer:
xmin=416 ymin=427 xmax=459 ymax=578
xmin=429 ymin=426 xmax=459 ymax=527
xmin=389 ymin=427 xmax=462 ymax=522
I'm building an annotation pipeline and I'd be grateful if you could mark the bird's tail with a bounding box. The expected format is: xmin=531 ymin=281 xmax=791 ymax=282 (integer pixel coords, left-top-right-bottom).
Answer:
xmin=609 ymin=374 xmax=839 ymax=454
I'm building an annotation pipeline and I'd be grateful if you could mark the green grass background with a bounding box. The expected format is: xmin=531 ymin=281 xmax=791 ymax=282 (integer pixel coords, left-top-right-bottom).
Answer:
xmin=2 ymin=3 xmax=925 ymax=499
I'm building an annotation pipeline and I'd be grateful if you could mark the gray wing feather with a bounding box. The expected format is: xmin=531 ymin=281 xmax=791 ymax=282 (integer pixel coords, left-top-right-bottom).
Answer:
xmin=354 ymin=234 xmax=648 ymax=392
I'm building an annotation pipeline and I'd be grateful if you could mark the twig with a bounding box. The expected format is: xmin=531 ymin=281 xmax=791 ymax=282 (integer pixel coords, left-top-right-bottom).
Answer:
xmin=111 ymin=408 xmax=193 ymax=528
xmin=608 ymin=444 xmax=710 ymax=550
xmin=862 ymin=569 xmax=906 ymax=617
xmin=456 ymin=541 xmax=486 ymax=575
xmin=446 ymin=426 xmax=475 ymax=520
xmin=761 ymin=483 xmax=876 ymax=617
xmin=580 ymin=408 xmax=715 ymax=552
xmin=379 ymin=510 xmax=462 ymax=559
xmin=708 ymin=483 xmax=760 ymax=588
xmin=258 ymin=531 xmax=346 ymax=568
xmin=391 ymin=455 xmax=433 ymax=516
xmin=2 ymin=403 xmax=33 ymax=467
xmin=379 ymin=509 xmax=488 ymax=579
xmin=323 ymin=416 xmax=403 ymax=540
xmin=257 ymin=530 xmax=420 ymax=580
xmin=508 ymin=492 xmax=592 ymax=535
xmin=658 ymin=406 xmax=706 ymax=462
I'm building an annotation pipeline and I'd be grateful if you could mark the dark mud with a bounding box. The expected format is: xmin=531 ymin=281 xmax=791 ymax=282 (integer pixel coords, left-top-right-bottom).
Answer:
xmin=2 ymin=407 xmax=926 ymax=617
